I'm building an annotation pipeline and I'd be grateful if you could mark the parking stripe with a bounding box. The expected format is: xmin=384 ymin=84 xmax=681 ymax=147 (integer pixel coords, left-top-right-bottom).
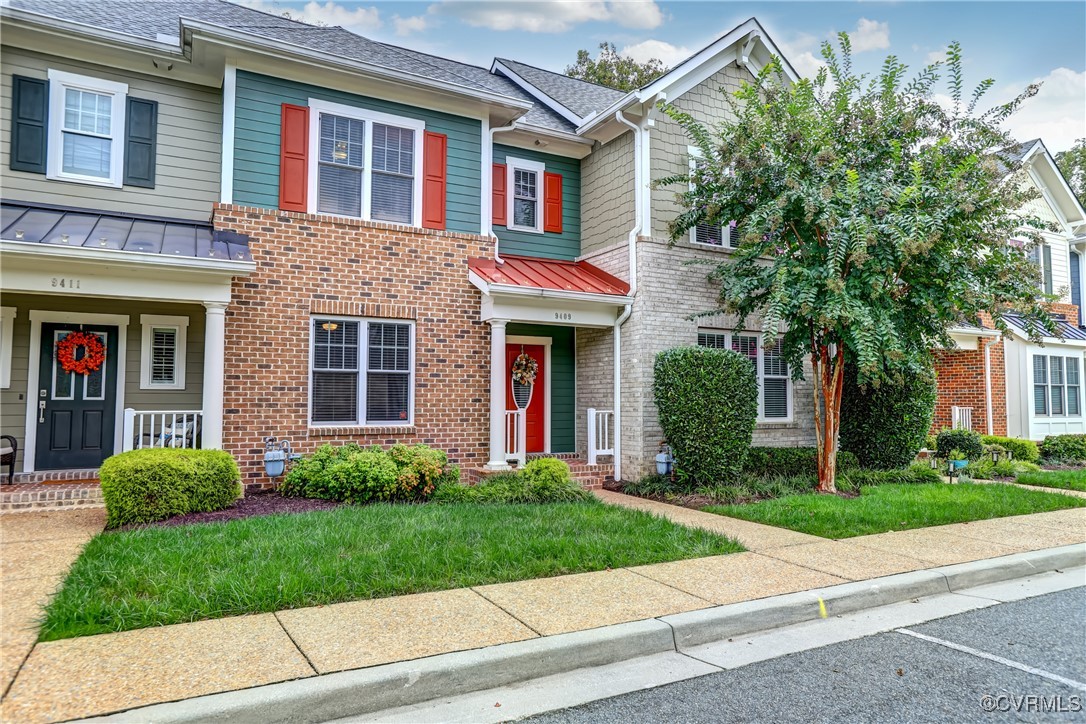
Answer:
xmin=896 ymin=629 xmax=1086 ymax=691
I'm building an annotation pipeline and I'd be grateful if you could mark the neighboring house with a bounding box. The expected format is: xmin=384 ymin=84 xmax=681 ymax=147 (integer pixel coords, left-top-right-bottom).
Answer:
xmin=933 ymin=140 xmax=1086 ymax=441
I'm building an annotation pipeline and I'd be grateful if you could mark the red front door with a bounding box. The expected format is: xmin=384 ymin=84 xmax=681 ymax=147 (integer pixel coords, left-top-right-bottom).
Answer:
xmin=506 ymin=344 xmax=545 ymax=453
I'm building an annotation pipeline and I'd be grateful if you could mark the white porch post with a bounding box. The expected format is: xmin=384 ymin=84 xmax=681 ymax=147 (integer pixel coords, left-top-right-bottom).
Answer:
xmin=201 ymin=302 xmax=228 ymax=449
xmin=486 ymin=318 xmax=511 ymax=470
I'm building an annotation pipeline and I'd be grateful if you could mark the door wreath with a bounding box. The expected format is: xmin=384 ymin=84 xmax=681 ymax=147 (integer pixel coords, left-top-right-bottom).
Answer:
xmin=56 ymin=331 xmax=106 ymax=376
xmin=511 ymin=352 xmax=538 ymax=410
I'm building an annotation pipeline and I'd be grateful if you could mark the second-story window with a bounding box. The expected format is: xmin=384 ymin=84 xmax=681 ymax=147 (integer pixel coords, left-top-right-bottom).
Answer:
xmin=506 ymin=157 xmax=545 ymax=233
xmin=309 ymin=99 xmax=424 ymax=226
xmin=47 ymin=70 xmax=128 ymax=187
xmin=688 ymin=146 xmax=738 ymax=248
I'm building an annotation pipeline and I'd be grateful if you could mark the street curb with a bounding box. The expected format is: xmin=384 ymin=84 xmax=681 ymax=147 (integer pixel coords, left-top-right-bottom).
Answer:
xmin=85 ymin=544 xmax=1085 ymax=724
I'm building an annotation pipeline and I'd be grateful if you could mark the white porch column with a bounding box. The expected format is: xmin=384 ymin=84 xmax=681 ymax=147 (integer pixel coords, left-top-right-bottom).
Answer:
xmin=201 ymin=302 xmax=228 ymax=449
xmin=486 ymin=318 xmax=511 ymax=470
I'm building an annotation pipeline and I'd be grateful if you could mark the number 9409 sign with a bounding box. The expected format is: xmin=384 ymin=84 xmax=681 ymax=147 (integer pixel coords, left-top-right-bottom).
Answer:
xmin=553 ymin=312 xmax=572 ymax=321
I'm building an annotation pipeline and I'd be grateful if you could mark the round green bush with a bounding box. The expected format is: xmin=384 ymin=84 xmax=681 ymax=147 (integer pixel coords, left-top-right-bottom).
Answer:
xmin=980 ymin=436 xmax=1040 ymax=464
xmin=935 ymin=428 xmax=984 ymax=461
xmin=653 ymin=346 xmax=758 ymax=488
xmin=281 ymin=443 xmax=452 ymax=503
xmin=839 ymin=364 xmax=936 ymax=470
xmin=99 ymin=448 xmax=241 ymax=528
xmin=1040 ymin=434 xmax=1086 ymax=462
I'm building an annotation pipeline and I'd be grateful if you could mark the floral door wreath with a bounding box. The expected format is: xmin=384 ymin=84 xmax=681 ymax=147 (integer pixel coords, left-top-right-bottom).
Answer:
xmin=511 ymin=352 xmax=538 ymax=386
xmin=56 ymin=331 xmax=106 ymax=376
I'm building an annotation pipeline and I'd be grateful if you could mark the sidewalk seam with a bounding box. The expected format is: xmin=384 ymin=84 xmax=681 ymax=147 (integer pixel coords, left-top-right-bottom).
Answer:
xmin=469 ymin=588 xmax=544 ymax=637
xmin=271 ymin=612 xmax=320 ymax=677
xmin=623 ymin=566 xmax=716 ymax=606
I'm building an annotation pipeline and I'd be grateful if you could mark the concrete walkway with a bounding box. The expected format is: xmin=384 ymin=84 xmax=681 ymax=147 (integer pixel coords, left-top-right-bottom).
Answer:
xmin=1 ymin=496 xmax=1085 ymax=723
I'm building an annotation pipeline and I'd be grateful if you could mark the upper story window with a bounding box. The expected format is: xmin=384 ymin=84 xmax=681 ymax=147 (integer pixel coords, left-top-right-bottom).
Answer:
xmin=698 ymin=330 xmax=791 ymax=421
xmin=308 ymin=99 xmax=424 ymax=226
xmin=506 ymin=157 xmax=545 ymax=234
xmin=688 ymin=146 xmax=738 ymax=248
xmin=1027 ymin=242 xmax=1054 ymax=295
xmin=47 ymin=70 xmax=128 ymax=187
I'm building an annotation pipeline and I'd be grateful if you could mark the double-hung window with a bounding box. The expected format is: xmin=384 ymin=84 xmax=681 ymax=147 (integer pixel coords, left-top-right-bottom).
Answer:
xmin=1034 ymin=354 xmax=1082 ymax=417
xmin=139 ymin=315 xmax=188 ymax=390
xmin=506 ymin=157 xmax=544 ymax=233
xmin=47 ymin=70 xmax=128 ymax=187
xmin=698 ymin=330 xmax=791 ymax=420
xmin=688 ymin=146 xmax=739 ymax=248
xmin=311 ymin=318 xmax=414 ymax=426
xmin=1027 ymin=242 xmax=1054 ymax=295
xmin=309 ymin=99 xmax=424 ymax=226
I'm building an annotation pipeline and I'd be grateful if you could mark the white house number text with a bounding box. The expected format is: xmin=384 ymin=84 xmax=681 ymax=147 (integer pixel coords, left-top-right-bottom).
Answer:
xmin=51 ymin=278 xmax=82 ymax=290
xmin=554 ymin=312 xmax=573 ymax=321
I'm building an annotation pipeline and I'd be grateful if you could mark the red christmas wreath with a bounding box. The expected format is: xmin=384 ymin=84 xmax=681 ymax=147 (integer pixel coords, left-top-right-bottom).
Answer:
xmin=56 ymin=331 xmax=106 ymax=376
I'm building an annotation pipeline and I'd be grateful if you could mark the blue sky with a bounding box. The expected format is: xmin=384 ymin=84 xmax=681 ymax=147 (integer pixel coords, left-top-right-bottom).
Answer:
xmin=241 ymin=1 xmax=1086 ymax=152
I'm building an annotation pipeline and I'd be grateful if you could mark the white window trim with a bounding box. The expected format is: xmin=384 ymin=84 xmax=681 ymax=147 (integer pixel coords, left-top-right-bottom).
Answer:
xmin=698 ymin=329 xmax=793 ymax=423
xmin=139 ymin=314 xmax=189 ymax=390
xmin=46 ymin=69 xmax=128 ymax=188
xmin=0 ymin=307 xmax=15 ymax=389
xmin=506 ymin=156 xmax=545 ymax=234
xmin=306 ymin=98 xmax=425 ymax=228
xmin=687 ymin=146 xmax=737 ymax=249
xmin=308 ymin=316 xmax=416 ymax=427
xmin=1032 ymin=352 xmax=1082 ymax=418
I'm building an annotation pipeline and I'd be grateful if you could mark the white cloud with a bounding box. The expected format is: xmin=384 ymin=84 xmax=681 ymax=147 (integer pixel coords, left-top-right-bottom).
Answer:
xmin=777 ymin=32 xmax=826 ymax=79
xmin=620 ymin=39 xmax=691 ymax=67
xmin=850 ymin=17 xmax=890 ymax=53
xmin=1002 ymin=68 xmax=1086 ymax=154
xmin=393 ymin=14 xmax=432 ymax=36
xmin=926 ymin=46 xmax=949 ymax=65
xmin=237 ymin=0 xmax=382 ymax=32
xmin=431 ymin=1 xmax=663 ymax=33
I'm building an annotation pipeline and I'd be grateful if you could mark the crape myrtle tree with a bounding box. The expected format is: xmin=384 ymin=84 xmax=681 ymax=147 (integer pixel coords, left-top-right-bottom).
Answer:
xmin=660 ymin=36 xmax=1055 ymax=492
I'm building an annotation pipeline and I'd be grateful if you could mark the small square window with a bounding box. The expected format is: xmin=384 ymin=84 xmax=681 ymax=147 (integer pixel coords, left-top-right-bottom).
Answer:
xmin=140 ymin=315 xmax=188 ymax=390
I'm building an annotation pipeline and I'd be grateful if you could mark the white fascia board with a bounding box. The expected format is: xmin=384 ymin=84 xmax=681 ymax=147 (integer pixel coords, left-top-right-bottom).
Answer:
xmin=182 ymin=19 xmax=533 ymax=115
xmin=0 ymin=6 xmax=187 ymax=58
xmin=948 ymin=326 xmax=1001 ymax=338
xmin=485 ymin=282 xmax=632 ymax=307
xmin=490 ymin=60 xmax=584 ymax=127
xmin=1031 ymin=148 xmax=1086 ymax=227
xmin=0 ymin=241 xmax=255 ymax=276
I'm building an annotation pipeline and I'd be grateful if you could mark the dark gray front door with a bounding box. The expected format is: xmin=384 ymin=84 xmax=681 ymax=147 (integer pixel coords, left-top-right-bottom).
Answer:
xmin=36 ymin=323 xmax=118 ymax=470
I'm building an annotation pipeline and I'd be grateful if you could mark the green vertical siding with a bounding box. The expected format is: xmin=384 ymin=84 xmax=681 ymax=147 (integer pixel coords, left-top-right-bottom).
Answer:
xmin=493 ymin=144 xmax=581 ymax=260
xmin=508 ymin=323 xmax=575 ymax=453
xmin=233 ymin=70 xmax=482 ymax=235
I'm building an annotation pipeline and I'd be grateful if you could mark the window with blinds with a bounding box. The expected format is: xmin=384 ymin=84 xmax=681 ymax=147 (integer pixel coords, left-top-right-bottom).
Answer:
xmin=698 ymin=329 xmax=790 ymax=420
xmin=689 ymin=150 xmax=738 ymax=248
xmin=1034 ymin=354 xmax=1084 ymax=417
xmin=512 ymin=168 xmax=539 ymax=230
xmin=370 ymin=124 xmax=414 ymax=224
xmin=317 ymin=114 xmax=364 ymax=217
xmin=150 ymin=327 xmax=177 ymax=385
xmin=311 ymin=318 xmax=413 ymax=425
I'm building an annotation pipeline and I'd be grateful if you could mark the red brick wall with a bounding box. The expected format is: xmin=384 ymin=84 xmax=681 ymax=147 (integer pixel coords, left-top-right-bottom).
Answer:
xmin=931 ymin=340 xmax=1007 ymax=436
xmin=213 ymin=204 xmax=493 ymax=489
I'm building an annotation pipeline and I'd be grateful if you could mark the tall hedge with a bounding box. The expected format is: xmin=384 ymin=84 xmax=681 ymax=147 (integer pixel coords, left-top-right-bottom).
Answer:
xmin=839 ymin=363 xmax=936 ymax=470
xmin=653 ymin=346 xmax=758 ymax=488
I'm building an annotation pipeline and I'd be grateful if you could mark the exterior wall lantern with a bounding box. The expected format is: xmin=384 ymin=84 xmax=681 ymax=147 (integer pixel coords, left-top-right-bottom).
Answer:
xmin=264 ymin=437 xmax=300 ymax=477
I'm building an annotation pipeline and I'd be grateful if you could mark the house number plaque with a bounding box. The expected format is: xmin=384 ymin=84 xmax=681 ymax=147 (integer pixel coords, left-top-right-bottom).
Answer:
xmin=50 ymin=278 xmax=82 ymax=289
xmin=553 ymin=312 xmax=573 ymax=321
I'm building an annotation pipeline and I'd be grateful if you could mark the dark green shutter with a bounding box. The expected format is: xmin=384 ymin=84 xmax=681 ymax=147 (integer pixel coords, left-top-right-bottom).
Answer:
xmin=10 ymin=75 xmax=48 ymax=174
xmin=123 ymin=97 xmax=157 ymax=187
xmin=1043 ymin=244 xmax=1054 ymax=294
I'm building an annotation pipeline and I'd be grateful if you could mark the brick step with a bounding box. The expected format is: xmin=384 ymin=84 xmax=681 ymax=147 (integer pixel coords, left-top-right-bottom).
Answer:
xmin=1 ymin=481 xmax=104 ymax=513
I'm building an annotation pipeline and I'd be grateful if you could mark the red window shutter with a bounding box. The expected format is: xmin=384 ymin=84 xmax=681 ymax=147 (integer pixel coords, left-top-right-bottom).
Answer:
xmin=422 ymin=131 xmax=447 ymax=230
xmin=278 ymin=104 xmax=309 ymax=212
xmin=492 ymin=163 xmax=507 ymax=227
xmin=544 ymin=172 xmax=563 ymax=234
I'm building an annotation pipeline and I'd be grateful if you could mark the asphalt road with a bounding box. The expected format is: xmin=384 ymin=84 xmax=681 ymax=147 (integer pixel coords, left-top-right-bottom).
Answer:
xmin=527 ymin=587 xmax=1086 ymax=724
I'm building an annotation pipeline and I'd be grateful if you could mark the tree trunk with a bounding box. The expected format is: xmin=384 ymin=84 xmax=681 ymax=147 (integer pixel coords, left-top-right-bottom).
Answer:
xmin=812 ymin=343 xmax=845 ymax=494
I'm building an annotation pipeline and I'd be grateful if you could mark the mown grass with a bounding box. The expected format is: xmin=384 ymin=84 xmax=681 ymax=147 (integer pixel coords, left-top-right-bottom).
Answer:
xmin=41 ymin=502 xmax=742 ymax=641
xmin=1015 ymin=468 xmax=1086 ymax=492
xmin=704 ymin=482 xmax=1085 ymax=539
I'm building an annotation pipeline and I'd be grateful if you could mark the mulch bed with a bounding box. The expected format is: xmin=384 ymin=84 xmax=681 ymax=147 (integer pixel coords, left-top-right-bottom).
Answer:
xmin=115 ymin=492 xmax=340 ymax=531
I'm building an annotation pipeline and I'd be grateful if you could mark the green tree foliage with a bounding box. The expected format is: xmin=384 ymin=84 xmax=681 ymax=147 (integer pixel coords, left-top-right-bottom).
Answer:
xmin=565 ymin=42 xmax=667 ymax=91
xmin=653 ymin=346 xmax=758 ymax=489
xmin=840 ymin=362 xmax=937 ymax=470
xmin=659 ymin=36 xmax=1053 ymax=492
xmin=1055 ymin=138 xmax=1086 ymax=207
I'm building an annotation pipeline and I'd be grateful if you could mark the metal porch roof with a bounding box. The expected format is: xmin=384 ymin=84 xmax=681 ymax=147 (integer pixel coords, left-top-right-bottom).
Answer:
xmin=468 ymin=255 xmax=630 ymax=297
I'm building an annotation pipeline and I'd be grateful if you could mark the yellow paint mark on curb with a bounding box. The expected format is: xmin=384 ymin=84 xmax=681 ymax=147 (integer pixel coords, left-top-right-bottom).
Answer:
xmin=818 ymin=598 xmax=828 ymax=618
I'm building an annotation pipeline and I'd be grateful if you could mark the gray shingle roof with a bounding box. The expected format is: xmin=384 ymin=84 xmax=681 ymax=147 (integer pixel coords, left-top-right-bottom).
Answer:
xmin=495 ymin=57 xmax=627 ymax=120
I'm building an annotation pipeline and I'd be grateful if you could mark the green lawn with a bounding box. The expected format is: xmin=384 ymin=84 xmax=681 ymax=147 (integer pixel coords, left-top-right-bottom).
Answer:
xmin=704 ymin=482 xmax=1085 ymax=539
xmin=1015 ymin=469 xmax=1086 ymax=492
xmin=41 ymin=502 xmax=741 ymax=641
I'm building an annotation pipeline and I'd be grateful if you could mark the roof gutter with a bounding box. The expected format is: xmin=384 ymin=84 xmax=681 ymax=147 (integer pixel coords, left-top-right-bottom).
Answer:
xmin=0 ymin=6 xmax=187 ymax=57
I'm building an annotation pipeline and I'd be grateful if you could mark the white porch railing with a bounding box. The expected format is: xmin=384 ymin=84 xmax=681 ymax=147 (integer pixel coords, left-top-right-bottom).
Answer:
xmin=123 ymin=408 xmax=204 ymax=451
xmin=587 ymin=408 xmax=615 ymax=465
xmin=951 ymin=406 xmax=973 ymax=431
xmin=505 ymin=409 xmax=526 ymax=464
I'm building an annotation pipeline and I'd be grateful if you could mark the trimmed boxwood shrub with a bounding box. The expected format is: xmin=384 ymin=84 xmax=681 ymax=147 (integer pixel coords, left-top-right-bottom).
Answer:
xmin=980 ymin=436 xmax=1040 ymax=463
xmin=935 ymin=428 xmax=984 ymax=460
xmin=281 ymin=443 xmax=454 ymax=504
xmin=839 ymin=364 xmax=937 ymax=470
xmin=742 ymin=447 xmax=858 ymax=477
xmin=433 ymin=469 xmax=593 ymax=504
xmin=99 ymin=448 xmax=241 ymax=528
xmin=1040 ymin=434 xmax=1086 ymax=462
xmin=654 ymin=346 xmax=758 ymax=488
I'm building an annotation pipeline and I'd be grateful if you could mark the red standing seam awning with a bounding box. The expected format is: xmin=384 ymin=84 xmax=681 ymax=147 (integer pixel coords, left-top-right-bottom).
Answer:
xmin=468 ymin=255 xmax=630 ymax=297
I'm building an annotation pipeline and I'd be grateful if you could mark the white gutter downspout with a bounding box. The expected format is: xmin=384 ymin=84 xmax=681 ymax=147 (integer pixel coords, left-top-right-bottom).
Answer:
xmin=984 ymin=335 xmax=1000 ymax=435
xmin=486 ymin=122 xmax=520 ymax=265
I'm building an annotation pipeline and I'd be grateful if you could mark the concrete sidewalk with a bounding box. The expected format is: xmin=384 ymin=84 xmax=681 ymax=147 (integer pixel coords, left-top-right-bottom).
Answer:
xmin=1 ymin=495 xmax=1085 ymax=723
